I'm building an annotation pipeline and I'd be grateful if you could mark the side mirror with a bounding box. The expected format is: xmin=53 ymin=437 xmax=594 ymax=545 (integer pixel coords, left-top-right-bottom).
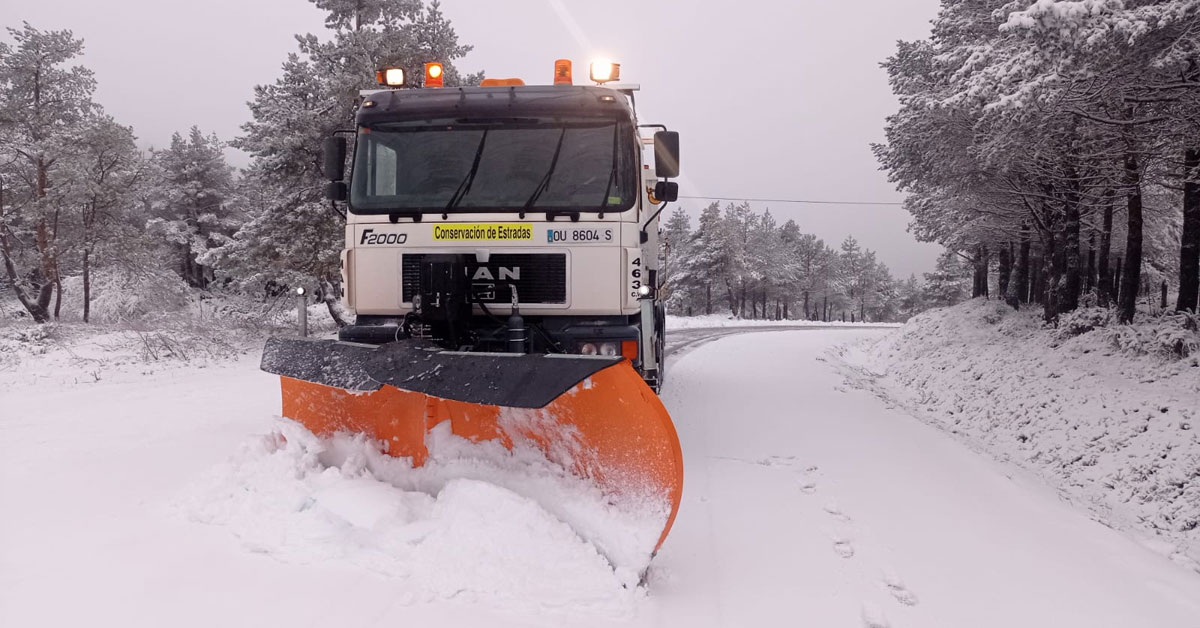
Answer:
xmin=654 ymin=181 xmax=679 ymax=203
xmin=322 ymin=136 xmax=347 ymax=182
xmin=653 ymin=131 xmax=680 ymax=179
xmin=325 ymin=181 xmax=347 ymax=202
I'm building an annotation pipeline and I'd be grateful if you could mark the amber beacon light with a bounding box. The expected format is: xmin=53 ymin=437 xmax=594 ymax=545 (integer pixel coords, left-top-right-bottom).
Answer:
xmin=554 ymin=59 xmax=573 ymax=85
xmin=425 ymin=62 xmax=444 ymax=88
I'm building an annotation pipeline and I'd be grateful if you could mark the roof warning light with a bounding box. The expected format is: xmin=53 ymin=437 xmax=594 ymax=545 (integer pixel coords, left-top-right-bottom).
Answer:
xmin=425 ymin=62 xmax=444 ymax=88
xmin=554 ymin=59 xmax=573 ymax=85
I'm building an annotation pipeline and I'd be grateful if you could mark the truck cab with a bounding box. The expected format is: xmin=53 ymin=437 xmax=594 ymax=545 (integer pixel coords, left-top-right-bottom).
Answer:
xmin=322 ymin=61 xmax=680 ymax=392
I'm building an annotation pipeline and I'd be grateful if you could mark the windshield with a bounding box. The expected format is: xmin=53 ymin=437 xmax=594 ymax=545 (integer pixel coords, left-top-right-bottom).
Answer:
xmin=349 ymin=117 xmax=637 ymax=214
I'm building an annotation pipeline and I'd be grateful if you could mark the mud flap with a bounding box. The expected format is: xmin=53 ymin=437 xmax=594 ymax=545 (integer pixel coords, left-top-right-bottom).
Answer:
xmin=261 ymin=337 xmax=684 ymax=552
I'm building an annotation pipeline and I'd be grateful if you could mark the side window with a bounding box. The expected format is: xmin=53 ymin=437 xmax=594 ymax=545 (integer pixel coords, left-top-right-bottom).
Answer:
xmin=371 ymin=141 xmax=398 ymax=196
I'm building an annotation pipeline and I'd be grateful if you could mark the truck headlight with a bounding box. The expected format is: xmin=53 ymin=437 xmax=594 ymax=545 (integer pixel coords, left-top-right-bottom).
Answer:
xmin=598 ymin=342 xmax=620 ymax=357
xmin=580 ymin=342 xmax=598 ymax=356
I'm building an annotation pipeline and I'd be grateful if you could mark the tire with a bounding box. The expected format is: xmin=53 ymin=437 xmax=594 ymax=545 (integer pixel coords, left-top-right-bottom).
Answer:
xmin=653 ymin=302 xmax=667 ymax=391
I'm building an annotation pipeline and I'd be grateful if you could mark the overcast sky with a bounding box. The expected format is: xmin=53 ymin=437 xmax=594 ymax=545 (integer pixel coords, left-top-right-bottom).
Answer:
xmin=3 ymin=0 xmax=944 ymax=277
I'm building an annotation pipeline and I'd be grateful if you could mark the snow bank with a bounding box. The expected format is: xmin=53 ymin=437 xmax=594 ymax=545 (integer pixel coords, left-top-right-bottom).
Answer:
xmin=0 ymin=295 xmax=336 ymax=392
xmin=832 ymin=299 xmax=1200 ymax=569
xmin=176 ymin=419 xmax=660 ymax=614
xmin=668 ymin=314 xmax=900 ymax=330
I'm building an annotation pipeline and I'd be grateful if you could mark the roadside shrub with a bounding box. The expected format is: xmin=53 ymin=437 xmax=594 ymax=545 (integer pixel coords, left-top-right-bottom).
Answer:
xmin=1054 ymin=307 xmax=1113 ymax=341
xmin=14 ymin=324 xmax=55 ymax=343
xmin=1102 ymin=311 xmax=1200 ymax=360
xmin=978 ymin=300 xmax=1010 ymax=325
xmin=59 ymin=268 xmax=193 ymax=324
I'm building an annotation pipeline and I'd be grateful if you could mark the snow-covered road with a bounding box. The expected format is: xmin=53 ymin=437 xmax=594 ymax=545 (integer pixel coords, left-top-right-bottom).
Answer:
xmin=656 ymin=330 xmax=1200 ymax=627
xmin=3 ymin=328 xmax=1200 ymax=627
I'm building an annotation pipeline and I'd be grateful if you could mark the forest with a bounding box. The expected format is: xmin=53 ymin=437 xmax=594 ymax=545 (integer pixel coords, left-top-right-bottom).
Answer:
xmin=10 ymin=0 xmax=1128 ymax=329
xmin=0 ymin=1 xmax=476 ymax=327
xmin=0 ymin=2 xmax=952 ymax=329
xmin=657 ymin=203 xmax=967 ymax=322
xmin=876 ymin=0 xmax=1200 ymax=323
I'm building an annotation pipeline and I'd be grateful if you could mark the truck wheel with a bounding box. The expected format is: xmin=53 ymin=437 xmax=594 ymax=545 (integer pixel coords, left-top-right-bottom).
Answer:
xmin=654 ymin=303 xmax=667 ymax=390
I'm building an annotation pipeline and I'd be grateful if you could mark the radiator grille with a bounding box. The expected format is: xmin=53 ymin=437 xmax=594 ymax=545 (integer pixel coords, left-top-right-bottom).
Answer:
xmin=401 ymin=254 xmax=567 ymax=305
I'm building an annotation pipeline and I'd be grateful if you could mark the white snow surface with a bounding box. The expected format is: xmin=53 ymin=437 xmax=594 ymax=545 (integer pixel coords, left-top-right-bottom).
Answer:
xmin=0 ymin=301 xmax=336 ymax=392
xmin=667 ymin=314 xmax=899 ymax=330
xmin=832 ymin=299 xmax=1200 ymax=570
xmin=4 ymin=323 xmax=1200 ymax=626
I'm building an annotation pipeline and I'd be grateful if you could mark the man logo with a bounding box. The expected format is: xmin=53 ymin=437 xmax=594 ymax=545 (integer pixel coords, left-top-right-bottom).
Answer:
xmin=472 ymin=267 xmax=521 ymax=281
xmin=359 ymin=229 xmax=408 ymax=245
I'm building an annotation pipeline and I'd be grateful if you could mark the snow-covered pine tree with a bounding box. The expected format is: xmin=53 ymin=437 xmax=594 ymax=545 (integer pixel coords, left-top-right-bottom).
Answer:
xmin=895 ymin=273 xmax=924 ymax=321
xmin=747 ymin=209 xmax=784 ymax=319
xmin=864 ymin=253 xmax=898 ymax=322
xmin=673 ymin=202 xmax=725 ymax=315
xmin=660 ymin=206 xmax=693 ymax=314
xmin=789 ymin=232 xmax=834 ymax=320
xmin=0 ymin=23 xmax=97 ymax=322
xmin=214 ymin=0 xmax=477 ymax=325
xmin=777 ymin=219 xmax=805 ymax=319
xmin=720 ymin=202 xmax=753 ymax=316
xmin=69 ymin=115 xmax=144 ymax=322
xmin=147 ymin=127 xmax=236 ymax=289
xmin=923 ymin=249 xmax=971 ymax=309
xmin=839 ymin=236 xmax=864 ymax=321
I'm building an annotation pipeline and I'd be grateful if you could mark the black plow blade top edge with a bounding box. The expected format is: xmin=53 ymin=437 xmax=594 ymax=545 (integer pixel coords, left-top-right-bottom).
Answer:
xmin=261 ymin=337 xmax=623 ymax=409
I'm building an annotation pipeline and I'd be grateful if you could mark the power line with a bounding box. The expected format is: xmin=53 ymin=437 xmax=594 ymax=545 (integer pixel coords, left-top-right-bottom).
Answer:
xmin=678 ymin=195 xmax=904 ymax=207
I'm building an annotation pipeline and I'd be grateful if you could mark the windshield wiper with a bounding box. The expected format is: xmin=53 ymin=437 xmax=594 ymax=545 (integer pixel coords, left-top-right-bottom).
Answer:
xmin=598 ymin=123 xmax=621 ymax=215
xmin=522 ymin=128 xmax=568 ymax=210
xmin=445 ymin=130 xmax=489 ymax=211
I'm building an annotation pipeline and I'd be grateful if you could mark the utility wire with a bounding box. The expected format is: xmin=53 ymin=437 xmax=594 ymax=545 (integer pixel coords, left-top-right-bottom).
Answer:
xmin=678 ymin=195 xmax=903 ymax=207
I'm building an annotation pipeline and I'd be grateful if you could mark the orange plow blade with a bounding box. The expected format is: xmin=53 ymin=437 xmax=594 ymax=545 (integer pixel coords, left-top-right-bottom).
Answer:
xmin=263 ymin=338 xmax=683 ymax=554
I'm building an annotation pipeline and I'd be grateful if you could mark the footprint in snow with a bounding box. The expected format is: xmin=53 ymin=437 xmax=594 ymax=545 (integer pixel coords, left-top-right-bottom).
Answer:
xmin=860 ymin=602 xmax=891 ymax=628
xmin=823 ymin=502 xmax=852 ymax=523
xmin=712 ymin=455 xmax=804 ymax=472
xmin=882 ymin=570 xmax=919 ymax=607
xmin=797 ymin=465 xmax=819 ymax=494
xmin=757 ymin=455 xmax=798 ymax=468
xmin=832 ymin=537 xmax=856 ymax=559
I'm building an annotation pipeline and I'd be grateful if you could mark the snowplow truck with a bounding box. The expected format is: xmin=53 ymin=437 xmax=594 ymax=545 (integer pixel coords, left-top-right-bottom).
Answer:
xmin=261 ymin=60 xmax=684 ymax=553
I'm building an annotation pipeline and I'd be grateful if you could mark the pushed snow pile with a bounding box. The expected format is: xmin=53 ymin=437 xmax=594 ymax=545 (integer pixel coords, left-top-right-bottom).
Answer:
xmin=177 ymin=420 xmax=661 ymax=613
xmin=833 ymin=299 xmax=1200 ymax=569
